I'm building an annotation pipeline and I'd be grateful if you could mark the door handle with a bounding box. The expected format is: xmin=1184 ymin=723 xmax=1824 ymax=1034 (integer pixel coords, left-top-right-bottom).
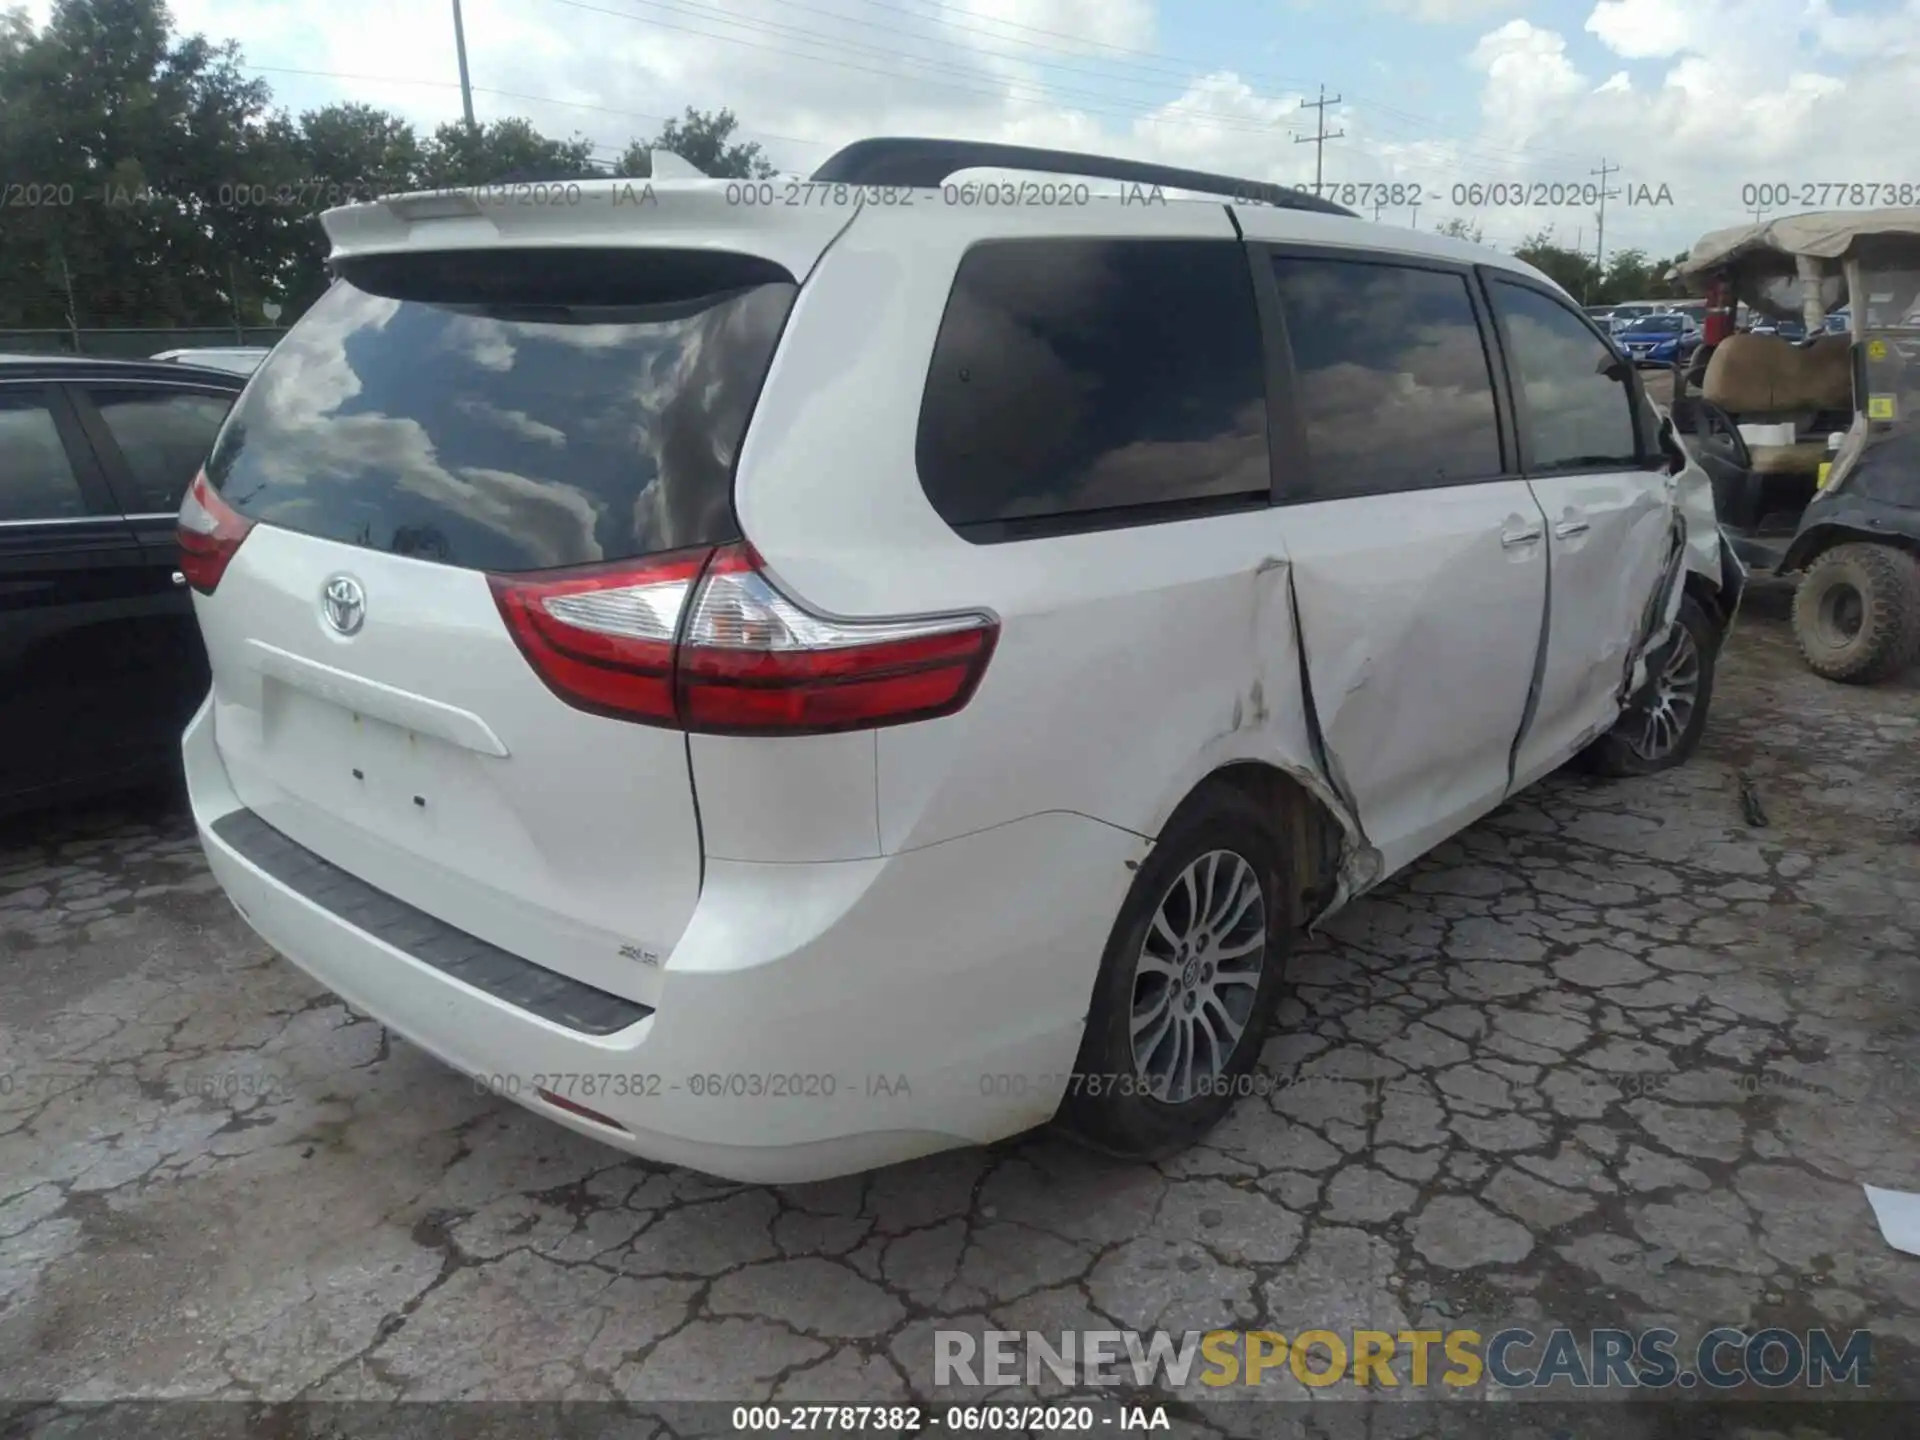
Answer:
xmin=1501 ymin=525 xmax=1543 ymax=548
xmin=1554 ymin=520 xmax=1591 ymax=539
xmin=172 ymin=571 xmax=187 ymax=587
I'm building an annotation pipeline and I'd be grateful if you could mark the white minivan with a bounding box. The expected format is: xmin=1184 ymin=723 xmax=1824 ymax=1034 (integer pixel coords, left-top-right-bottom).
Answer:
xmin=180 ymin=140 xmax=1743 ymax=1181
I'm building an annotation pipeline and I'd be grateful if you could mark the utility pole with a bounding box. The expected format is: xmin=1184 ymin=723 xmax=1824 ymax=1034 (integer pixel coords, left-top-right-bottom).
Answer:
xmin=1293 ymin=85 xmax=1344 ymax=198
xmin=1590 ymin=157 xmax=1619 ymax=273
xmin=1409 ymin=201 xmax=1420 ymax=230
xmin=1372 ymin=199 xmax=1384 ymax=222
xmin=451 ymin=0 xmax=476 ymax=127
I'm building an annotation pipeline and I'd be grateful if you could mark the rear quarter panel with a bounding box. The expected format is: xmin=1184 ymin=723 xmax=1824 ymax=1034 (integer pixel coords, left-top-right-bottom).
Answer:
xmin=733 ymin=200 xmax=1343 ymax=860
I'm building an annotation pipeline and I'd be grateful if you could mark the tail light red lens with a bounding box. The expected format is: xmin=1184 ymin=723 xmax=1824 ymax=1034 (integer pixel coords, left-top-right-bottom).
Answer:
xmin=488 ymin=548 xmax=709 ymax=725
xmin=490 ymin=542 xmax=997 ymax=735
xmin=176 ymin=470 xmax=255 ymax=594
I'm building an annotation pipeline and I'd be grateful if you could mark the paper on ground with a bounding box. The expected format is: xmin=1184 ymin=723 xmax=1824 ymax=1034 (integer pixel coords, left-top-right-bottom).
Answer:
xmin=1863 ymin=1185 xmax=1920 ymax=1257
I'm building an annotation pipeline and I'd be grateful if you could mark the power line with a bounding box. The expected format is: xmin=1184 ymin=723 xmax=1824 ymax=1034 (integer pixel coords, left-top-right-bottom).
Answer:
xmin=261 ymin=0 xmax=1636 ymax=200
xmin=246 ymin=63 xmax=832 ymax=150
xmin=614 ymin=0 xmax=1625 ymax=187
xmin=840 ymin=0 xmax=1602 ymax=166
xmin=545 ymin=0 xmax=1314 ymax=138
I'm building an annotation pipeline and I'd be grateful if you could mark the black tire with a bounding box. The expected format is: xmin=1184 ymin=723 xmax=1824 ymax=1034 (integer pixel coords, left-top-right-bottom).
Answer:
xmin=1057 ymin=787 xmax=1293 ymax=1159
xmin=1583 ymin=594 xmax=1720 ymax=777
xmin=1791 ymin=542 xmax=1920 ymax=684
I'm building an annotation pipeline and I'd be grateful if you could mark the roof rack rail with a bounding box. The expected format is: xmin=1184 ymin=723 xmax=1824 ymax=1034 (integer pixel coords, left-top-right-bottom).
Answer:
xmin=809 ymin=138 xmax=1360 ymax=218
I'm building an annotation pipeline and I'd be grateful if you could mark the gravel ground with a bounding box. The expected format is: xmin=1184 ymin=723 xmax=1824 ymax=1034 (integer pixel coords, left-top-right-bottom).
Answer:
xmin=2 ymin=578 xmax=1917 ymax=1429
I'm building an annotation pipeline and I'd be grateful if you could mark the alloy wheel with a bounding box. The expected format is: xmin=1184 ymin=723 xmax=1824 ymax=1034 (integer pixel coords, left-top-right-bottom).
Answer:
xmin=1129 ymin=850 xmax=1266 ymax=1103
xmin=1628 ymin=623 xmax=1702 ymax=762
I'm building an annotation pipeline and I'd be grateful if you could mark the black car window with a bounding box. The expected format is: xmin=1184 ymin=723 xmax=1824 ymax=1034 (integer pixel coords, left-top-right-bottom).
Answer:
xmin=1269 ymin=255 xmax=1503 ymax=499
xmin=0 ymin=391 xmax=88 ymax=522
xmin=1490 ymin=281 xmax=1639 ymax=471
xmin=916 ymin=238 xmax=1269 ymax=533
xmin=87 ymin=388 xmax=235 ymax=513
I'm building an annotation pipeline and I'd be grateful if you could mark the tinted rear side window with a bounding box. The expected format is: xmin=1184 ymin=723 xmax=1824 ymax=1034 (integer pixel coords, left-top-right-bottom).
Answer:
xmin=87 ymin=388 xmax=234 ymax=513
xmin=1270 ymin=256 xmax=1503 ymax=500
xmin=206 ymin=249 xmax=797 ymax=572
xmin=0 ymin=392 xmax=87 ymax=522
xmin=916 ymin=239 xmax=1269 ymax=533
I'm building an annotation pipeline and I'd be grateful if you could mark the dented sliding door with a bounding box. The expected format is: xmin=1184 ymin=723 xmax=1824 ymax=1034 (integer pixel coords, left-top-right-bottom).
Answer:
xmin=1251 ymin=243 xmax=1550 ymax=881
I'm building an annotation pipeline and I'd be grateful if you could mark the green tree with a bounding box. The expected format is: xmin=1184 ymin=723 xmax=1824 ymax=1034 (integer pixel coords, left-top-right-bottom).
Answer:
xmin=1 ymin=0 xmax=773 ymax=333
xmin=298 ymin=102 xmax=425 ymax=197
xmin=1595 ymin=247 xmax=1657 ymax=306
xmin=618 ymin=106 xmax=775 ymax=178
xmin=270 ymin=103 xmax=427 ymax=310
xmin=1513 ymin=227 xmax=1601 ymax=303
xmin=0 ymin=0 xmax=288 ymax=329
xmin=417 ymin=116 xmax=600 ymax=188
xmin=1434 ymin=216 xmax=1484 ymax=245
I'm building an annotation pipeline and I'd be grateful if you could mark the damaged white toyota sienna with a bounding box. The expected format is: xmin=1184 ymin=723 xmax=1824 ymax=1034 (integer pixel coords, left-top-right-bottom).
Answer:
xmin=181 ymin=140 xmax=1743 ymax=1182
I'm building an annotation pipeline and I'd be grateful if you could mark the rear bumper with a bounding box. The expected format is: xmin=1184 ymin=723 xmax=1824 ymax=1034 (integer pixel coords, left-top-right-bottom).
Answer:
xmin=185 ymin=701 xmax=1141 ymax=1182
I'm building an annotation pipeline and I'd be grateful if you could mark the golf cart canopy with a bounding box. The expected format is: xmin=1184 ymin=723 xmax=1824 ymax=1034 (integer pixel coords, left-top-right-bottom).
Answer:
xmin=1671 ymin=208 xmax=1920 ymax=324
xmin=1671 ymin=209 xmax=1920 ymax=553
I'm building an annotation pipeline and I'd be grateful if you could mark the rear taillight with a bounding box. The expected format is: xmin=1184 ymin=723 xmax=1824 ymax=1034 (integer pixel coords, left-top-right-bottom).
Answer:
xmin=176 ymin=469 xmax=255 ymax=595
xmin=488 ymin=547 xmax=708 ymax=725
xmin=490 ymin=542 xmax=997 ymax=735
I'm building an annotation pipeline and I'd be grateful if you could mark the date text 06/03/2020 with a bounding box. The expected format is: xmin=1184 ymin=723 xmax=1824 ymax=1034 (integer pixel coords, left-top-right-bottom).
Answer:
xmin=731 ymin=1404 xmax=1172 ymax=1431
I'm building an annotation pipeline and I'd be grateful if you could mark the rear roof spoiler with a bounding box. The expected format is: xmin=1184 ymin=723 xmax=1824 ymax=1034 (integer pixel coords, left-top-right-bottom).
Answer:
xmin=810 ymin=137 xmax=1360 ymax=218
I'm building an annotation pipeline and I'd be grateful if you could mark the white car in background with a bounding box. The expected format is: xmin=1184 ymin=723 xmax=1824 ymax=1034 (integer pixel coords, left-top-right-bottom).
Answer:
xmin=177 ymin=141 xmax=1743 ymax=1182
xmin=151 ymin=346 xmax=270 ymax=376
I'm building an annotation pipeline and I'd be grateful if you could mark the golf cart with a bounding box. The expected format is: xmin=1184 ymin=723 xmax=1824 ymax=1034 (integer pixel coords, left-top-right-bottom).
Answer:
xmin=1666 ymin=209 xmax=1920 ymax=682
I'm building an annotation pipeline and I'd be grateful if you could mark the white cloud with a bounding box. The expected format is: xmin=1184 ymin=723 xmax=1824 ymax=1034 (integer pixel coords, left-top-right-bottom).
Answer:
xmin=949 ymin=0 xmax=1156 ymax=54
xmin=1584 ymin=0 xmax=1698 ymax=59
xmin=1376 ymin=0 xmax=1522 ymax=22
xmin=15 ymin=0 xmax=1920 ymax=264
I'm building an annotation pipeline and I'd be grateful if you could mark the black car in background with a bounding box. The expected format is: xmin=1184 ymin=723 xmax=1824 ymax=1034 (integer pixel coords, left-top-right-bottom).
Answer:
xmin=1 ymin=356 xmax=246 ymax=815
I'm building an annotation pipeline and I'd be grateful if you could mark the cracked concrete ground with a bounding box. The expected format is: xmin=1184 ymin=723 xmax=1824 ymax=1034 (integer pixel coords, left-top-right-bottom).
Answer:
xmin=2 ymin=581 xmax=1917 ymax=1422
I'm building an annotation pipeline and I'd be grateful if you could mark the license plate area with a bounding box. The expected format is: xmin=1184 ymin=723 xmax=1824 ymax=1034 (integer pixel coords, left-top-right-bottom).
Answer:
xmin=260 ymin=679 xmax=469 ymax=830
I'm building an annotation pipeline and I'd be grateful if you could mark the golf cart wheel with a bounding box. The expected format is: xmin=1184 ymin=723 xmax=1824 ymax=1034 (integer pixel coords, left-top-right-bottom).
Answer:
xmin=1792 ymin=542 xmax=1920 ymax=684
xmin=1057 ymin=786 xmax=1292 ymax=1160
xmin=1583 ymin=595 xmax=1719 ymax=778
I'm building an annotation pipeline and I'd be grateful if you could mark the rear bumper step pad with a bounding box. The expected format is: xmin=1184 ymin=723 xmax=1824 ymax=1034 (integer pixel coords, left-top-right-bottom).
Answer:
xmin=211 ymin=808 xmax=653 ymax=1036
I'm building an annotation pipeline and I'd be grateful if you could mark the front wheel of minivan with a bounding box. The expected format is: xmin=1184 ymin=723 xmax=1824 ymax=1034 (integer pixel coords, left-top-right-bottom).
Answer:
xmin=1581 ymin=594 xmax=1719 ymax=777
xmin=1058 ymin=788 xmax=1293 ymax=1159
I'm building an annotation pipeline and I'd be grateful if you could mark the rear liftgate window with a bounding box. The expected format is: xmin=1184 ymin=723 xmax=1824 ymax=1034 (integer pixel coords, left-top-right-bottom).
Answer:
xmin=204 ymin=249 xmax=798 ymax=571
xmin=916 ymin=238 xmax=1270 ymax=537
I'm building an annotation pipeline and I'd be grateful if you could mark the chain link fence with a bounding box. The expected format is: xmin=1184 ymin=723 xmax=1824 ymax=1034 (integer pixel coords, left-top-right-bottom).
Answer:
xmin=0 ymin=326 xmax=291 ymax=358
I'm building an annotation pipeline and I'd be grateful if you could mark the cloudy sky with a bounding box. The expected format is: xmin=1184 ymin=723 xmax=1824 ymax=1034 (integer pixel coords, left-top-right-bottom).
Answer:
xmin=30 ymin=0 xmax=1920 ymax=258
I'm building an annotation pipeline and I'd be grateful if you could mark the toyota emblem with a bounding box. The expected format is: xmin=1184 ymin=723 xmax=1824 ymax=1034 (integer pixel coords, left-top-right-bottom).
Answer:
xmin=321 ymin=574 xmax=366 ymax=635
